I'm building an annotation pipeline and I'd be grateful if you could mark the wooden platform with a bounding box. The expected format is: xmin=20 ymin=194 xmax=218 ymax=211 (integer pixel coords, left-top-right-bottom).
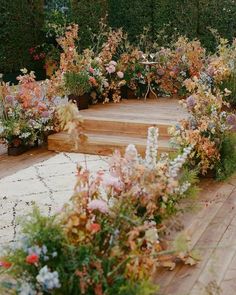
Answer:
xmin=154 ymin=175 xmax=236 ymax=295
xmin=48 ymin=98 xmax=187 ymax=155
xmin=0 ymin=146 xmax=55 ymax=179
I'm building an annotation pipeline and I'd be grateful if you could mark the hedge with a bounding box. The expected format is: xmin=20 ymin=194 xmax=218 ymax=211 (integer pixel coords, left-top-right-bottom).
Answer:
xmin=1 ymin=0 xmax=236 ymax=75
xmin=0 ymin=0 xmax=44 ymax=75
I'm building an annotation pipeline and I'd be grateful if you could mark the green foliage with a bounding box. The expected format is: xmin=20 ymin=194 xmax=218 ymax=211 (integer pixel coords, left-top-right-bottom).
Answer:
xmin=215 ymin=133 xmax=236 ymax=181
xmin=107 ymin=0 xmax=153 ymax=44
xmin=118 ymin=280 xmax=158 ymax=295
xmin=71 ymin=0 xmax=107 ymax=49
xmin=0 ymin=0 xmax=44 ymax=74
xmin=1 ymin=207 xmax=157 ymax=295
xmin=221 ymin=71 xmax=236 ymax=107
xmin=64 ymin=71 xmax=91 ymax=96
xmin=107 ymin=0 xmax=236 ymax=51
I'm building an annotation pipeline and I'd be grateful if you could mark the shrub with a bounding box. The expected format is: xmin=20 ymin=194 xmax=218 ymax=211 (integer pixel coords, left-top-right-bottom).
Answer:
xmin=0 ymin=0 xmax=44 ymax=74
xmin=215 ymin=133 xmax=236 ymax=181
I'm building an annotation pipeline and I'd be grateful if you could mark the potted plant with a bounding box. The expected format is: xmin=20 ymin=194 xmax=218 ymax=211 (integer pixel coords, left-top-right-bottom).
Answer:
xmin=64 ymin=71 xmax=92 ymax=110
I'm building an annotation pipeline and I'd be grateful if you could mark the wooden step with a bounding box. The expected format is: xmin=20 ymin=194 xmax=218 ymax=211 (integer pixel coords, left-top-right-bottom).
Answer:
xmin=83 ymin=117 xmax=172 ymax=138
xmin=48 ymin=132 xmax=175 ymax=156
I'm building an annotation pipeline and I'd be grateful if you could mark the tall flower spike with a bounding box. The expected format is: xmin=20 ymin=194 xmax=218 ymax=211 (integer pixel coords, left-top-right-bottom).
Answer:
xmin=145 ymin=127 xmax=159 ymax=169
xmin=169 ymin=145 xmax=193 ymax=178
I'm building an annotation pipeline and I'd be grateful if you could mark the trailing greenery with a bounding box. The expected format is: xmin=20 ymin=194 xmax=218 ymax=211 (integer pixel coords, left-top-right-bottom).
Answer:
xmin=215 ymin=133 xmax=236 ymax=181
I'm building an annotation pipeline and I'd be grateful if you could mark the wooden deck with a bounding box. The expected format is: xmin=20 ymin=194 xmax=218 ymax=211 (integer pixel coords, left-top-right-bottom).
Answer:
xmin=0 ymin=145 xmax=55 ymax=179
xmin=48 ymin=98 xmax=187 ymax=155
xmin=155 ymin=175 xmax=236 ymax=295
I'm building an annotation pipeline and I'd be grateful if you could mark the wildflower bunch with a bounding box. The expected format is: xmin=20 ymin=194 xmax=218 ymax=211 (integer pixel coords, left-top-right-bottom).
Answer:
xmin=170 ymin=77 xmax=236 ymax=176
xmin=0 ymin=70 xmax=56 ymax=148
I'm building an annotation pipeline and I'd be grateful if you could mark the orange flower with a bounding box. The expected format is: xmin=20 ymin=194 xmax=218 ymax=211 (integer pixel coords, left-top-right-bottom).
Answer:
xmin=89 ymin=223 xmax=101 ymax=233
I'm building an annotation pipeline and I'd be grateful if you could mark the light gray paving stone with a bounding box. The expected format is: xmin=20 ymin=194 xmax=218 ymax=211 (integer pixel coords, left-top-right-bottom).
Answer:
xmin=0 ymin=152 xmax=110 ymax=246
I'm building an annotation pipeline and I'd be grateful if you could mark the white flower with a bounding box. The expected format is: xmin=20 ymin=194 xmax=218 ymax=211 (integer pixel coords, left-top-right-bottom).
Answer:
xmin=145 ymin=127 xmax=159 ymax=169
xmin=19 ymin=282 xmax=36 ymax=295
xmin=36 ymin=266 xmax=61 ymax=290
xmin=117 ymin=71 xmax=124 ymax=79
xmin=125 ymin=144 xmax=138 ymax=164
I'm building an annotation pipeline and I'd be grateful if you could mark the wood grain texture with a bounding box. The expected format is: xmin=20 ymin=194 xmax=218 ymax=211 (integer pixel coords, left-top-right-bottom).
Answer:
xmin=0 ymin=147 xmax=55 ymax=179
xmin=48 ymin=98 xmax=184 ymax=155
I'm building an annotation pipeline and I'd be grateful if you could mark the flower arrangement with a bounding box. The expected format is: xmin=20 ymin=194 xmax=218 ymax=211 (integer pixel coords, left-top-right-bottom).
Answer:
xmin=0 ymin=70 xmax=56 ymax=151
xmin=47 ymin=25 xmax=108 ymax=106
xmin=170 ymin=77 xmax=236 ymax=178
xmin=0 ymin=127 xmax=198 ymax=294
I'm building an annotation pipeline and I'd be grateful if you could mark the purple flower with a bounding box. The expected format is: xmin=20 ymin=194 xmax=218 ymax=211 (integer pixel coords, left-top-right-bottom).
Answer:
xmin=186 ymin=95 xmax=196 ymax=109
xmin=5 ymin=95 xmax=14 ymax=104
xmin=41 ymin=111 xmax=50 ymax=118
xmin=156 ymin=68 xmax=165 ymax=76
xmin=226 ymin=114 xmax=236 ymax=131
xmin=176 ymin=47 xmax=184 ymax=53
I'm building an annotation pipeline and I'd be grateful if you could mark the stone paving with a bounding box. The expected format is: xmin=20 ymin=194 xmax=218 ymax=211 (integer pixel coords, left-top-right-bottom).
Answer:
xmin=0 ymin=152 xmax=109 ymax=248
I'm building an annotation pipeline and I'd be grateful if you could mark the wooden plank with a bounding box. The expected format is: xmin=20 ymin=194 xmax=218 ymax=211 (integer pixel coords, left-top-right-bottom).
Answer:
xmin=190 ymin=189 xmax=236 ymax=295
xmin=0 ymin=147 xmax=55 ymax=179
xmin=83 ymin=118 xmax=171 ymax=138
xmin=154 ymin=182 xmax=236 ymax=294
xmin=48 ymin=132 xmax=174 ymax=156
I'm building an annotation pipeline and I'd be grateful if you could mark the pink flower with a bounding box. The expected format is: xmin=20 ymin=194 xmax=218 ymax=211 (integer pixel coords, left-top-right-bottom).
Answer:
xmin=26 ymin=253 xmax=39 ymax=264
xmin=103 ymin=175 xmax=122 ymax=191
xmin=89 ymin=67 xmax=95 ymax=74
xmin=5 ymin=95 xmax=14 ymax=104
xmin=89 ymin=76 xmax=97 ymax=86
xmin=109 ymin=60 xmax=117 ymax=66
xmin=88 ymin=199 xmax=109 ymax=213
xmin=41 ymin=111 xmax=50 ymax=118
xmin=117 ymin=71 xmax=124 ymax=79
xmin=106 ymin=65 xmax=116 ymax=74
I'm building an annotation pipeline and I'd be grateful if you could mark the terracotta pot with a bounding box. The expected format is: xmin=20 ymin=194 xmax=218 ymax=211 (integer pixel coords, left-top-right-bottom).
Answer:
xmin=68 ymin=93 xmax=90 ymax=110
xmin=8 ymin=145 xmax=27 ymax=156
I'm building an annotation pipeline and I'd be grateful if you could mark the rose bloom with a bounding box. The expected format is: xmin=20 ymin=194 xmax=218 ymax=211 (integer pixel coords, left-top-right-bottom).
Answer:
xmin=26 ymin=253 xmax=39 ymax=264
xmin=117 ymin=71 xmax=124 ymax=79
xmin=0 ymin=260 xmax=12 ymax=268
xmin=89 ymin=223 xmax=101 ymax=233
xmin=109 ymin=60 xmax=117 ymax=66
xmin=106 ymin=65 xmax=116 ymax=74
